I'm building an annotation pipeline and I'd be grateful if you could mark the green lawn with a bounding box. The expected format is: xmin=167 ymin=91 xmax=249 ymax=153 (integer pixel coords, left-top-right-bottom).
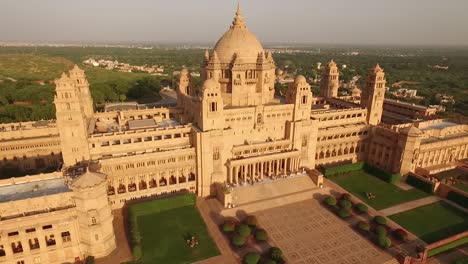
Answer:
xmin=129 ymin=194 xmax=220 ymax=264
xmin=389 ymin=202 xmax=468 ymax=244
xmin=328 ymin=170 xmax=429 ymax=210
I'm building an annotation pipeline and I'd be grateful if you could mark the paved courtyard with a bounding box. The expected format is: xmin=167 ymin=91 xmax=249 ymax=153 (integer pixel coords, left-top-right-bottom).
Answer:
xmin=252 ymin=200 xmax=396 ymax=264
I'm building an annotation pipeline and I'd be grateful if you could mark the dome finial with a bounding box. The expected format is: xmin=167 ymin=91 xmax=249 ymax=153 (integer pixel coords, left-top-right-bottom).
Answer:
xmin=232 ymin=1 xmax=246 ymax=28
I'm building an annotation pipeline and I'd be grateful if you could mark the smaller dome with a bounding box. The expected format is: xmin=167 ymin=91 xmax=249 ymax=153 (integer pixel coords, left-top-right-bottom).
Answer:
xmin=70 ymin=169 xmax=106 ymax=189
xmin=294 ymin=75 xmax=307 ymax=84
xmin=202 ymin=79 xmax=218 ymax=90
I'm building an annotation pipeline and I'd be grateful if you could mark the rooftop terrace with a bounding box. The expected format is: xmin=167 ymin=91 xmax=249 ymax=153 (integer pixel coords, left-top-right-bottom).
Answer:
xmin=0 ymin=178 xmax=70 ymax=203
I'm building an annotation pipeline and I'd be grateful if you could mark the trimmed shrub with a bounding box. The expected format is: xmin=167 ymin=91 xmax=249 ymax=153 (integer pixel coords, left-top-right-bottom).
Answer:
xmin=357 ymin=221 xmax=370 ymax=232
xmin=374 ymin=216 xmax=387 ymax=225
xmin=393 ymin=228 xmax=408 ymax=241
xmin=338 ymin=199 xmax=352 ymax=210
xmin=262 ymin=259 xmax=277 ymax=264
xmin=355 ymin=203 xmax=368 ymax=214
xmin=269 ymin=247 xmax=283 ymax=260
xmin=237 ymin=224 xmax=252 ymax=237
xmin=337 ymin=208 xmax=351 ymax=218
xmin=447 ymin=191 xmax=468 ymax=209
xmin=232 ymin=234 xmax=247 ymax=247
xmin=341 ymin=193 xmax=352 ymax=201
xmin=255 ymin=229 xmax=268 ymax=242
xmin=406 ymin=174 xmax=434 ymax=194
xmin=375 ymin=225 xmax=387 ymax=237
xmin=377 ymin=236 xmax=392 ymax=248
xmin=245 ymin=215 xmax=258 ymax=227
xmin=222 ymin=221 xmax=236 ymax=233
xmin=324 ymin=195 xmax=337 ymax=206
xmin=321 ymin=162 xmax=365 ymax=176
xmin=243 ymin=252 xmax=261 ymax=264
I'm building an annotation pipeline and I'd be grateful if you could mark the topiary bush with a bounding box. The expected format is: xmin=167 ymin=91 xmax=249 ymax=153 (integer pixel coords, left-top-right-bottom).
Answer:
xmin=243 ymin=252 xmax=261 ymax=264
xmin=393 ymin=228 xmax=408 ymax=241
xmin=337 ymin=208 xmax=351 ymax=218
xmin=255 ymin=229 xmax=268 ymax=242
xmin=375 ymin=225 xmax=387 ymax=237
xmin=377 ymin=235 xmax=392 ymax=248
xmin=222 ymin=221 xmax=236 ymax=233
xmin=355 ymin=203 xmax=368 ymax=214
xmin=357 ymin=221 xmax=370 ymax=232
xmin=237 ymin=223 xmax=252 ymax=237
xmin=338 ymin=199 xmax=352 ymax=210
xmin=374 ymin=215 xmax=387 ymax=225
xmin=269 ymin=247 xmax=283 ymax=261
xmin=232 ymin=234 xmax=247 ymax=247
xmin=341 ymin=193 xmax=352 ymax=201
xmin=245 ymin=215 xmax=258 ymax=227
xmin=324 ymin=195 xmax=337 ymax=206
xmin=262 ymin=259 xmax=277 ymax=264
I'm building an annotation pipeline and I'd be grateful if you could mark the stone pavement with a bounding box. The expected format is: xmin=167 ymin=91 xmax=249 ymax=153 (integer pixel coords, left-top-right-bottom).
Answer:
xmin=252 ymin=199 xmax=396 ymax=264
xmin=379 ymin=196 xmax=441 ymax=216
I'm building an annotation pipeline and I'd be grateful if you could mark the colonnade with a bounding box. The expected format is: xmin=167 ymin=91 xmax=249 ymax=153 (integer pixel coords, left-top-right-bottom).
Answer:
xmin=228 ymin=156 xmax=301 ymax=184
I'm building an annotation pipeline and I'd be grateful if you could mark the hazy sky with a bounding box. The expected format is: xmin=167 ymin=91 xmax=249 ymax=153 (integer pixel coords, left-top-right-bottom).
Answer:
xmin=1 ymin=0 xmax=467 ymax=46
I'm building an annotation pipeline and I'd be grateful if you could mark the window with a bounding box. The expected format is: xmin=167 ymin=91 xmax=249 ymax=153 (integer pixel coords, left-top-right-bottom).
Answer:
xmin=213 ymin=147 xmax=220 ymax=160
xmin=8 ymin=231 xmax=19 ymax=237
xmin=61 ymin=231 xmax=71 ymax=243
xmin=210 ymin=102 xmax=217 ymax=112
xmin=91 ymin=217 xmax=97 ymax=225
xmin=302 ymin=95 xmax=308 ymax=104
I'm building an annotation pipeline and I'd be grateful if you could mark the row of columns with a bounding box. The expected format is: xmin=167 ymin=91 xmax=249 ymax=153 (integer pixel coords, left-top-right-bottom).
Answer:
xmin=418 ymin=145 xmax=467 ymax=168
xmin=228 ymin=157 xmax=301 ymax=184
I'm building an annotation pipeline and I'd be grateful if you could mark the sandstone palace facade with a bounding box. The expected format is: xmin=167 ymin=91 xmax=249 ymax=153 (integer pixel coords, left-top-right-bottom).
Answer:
xmin=1 ymin=5 xmax=468 ymax=264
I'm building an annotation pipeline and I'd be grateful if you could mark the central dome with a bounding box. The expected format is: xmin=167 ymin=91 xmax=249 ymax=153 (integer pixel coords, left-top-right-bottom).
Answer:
xmin=213 ymin=3 xmax=264 ymax=64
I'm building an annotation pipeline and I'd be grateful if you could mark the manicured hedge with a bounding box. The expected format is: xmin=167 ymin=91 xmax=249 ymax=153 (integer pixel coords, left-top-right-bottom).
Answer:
xmin=255 ymin=229 xmax=268 ymax=242
xmin=324 ymin=195 xmax=337 ymax=206
xmin=222 ymin=221 xmax=236 ymax=233
xmin=322 ymin=162 xmax=400 ymax=184
xmin=338 ymin=199 xmax=352 ymax=209
xmin=245 ymin=215 xmax=258 ymax=227
xmin=322 ymin=162 xmax=365 ymax=176
xmin=374 ymin=216 xmax=387 ymax=225
xmin=237 ymin=224 xmax=252 ymax=237
xmin=375 ymin=225 xmax=387 ymax=236
xmin=377 ymin=236 xmax=392 ymax=248
xmin=428 ymin=236 xmax=468 ymax=257
xmin=355 ymin=203 xmax=368 ymax=214
xmin=357 ymin=221 xmax=370 ymax=232
xmin=363 ymin=164 xmax=401 ymax=184
xmin=232 ymin=234 xmax=247 ymax=247
xmin=447 ymin=191 xmax=468 ymax=209
xmin=269 ymin=247 xmax=283 ymax=260
xmin=338 ymin=208 xmax=351 ymax=218
xmin=406 ymin=175 xmax=434 ymax=194
xmin=243 ymin=252 xmax=261 ymax=264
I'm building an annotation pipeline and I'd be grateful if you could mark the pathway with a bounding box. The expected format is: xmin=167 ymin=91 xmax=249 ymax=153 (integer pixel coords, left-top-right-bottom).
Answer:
xmin=194 ymin=197 xmax=238 ymax=264
xmin=379 ymin=196 xmax=441 ymax=216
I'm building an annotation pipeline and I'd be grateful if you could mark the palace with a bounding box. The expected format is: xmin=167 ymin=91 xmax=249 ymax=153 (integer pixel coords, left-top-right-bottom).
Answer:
xmin=1 ymin=4 xmax=467 ymax=264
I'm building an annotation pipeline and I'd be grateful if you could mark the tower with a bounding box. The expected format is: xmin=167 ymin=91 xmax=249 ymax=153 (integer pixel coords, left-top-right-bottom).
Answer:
xmin=319 ymin=60 xmax=339 ymax=98
xmin=286 ymin=75 xmax=313 ymax=121
xmin=361 ymin=64 xmax=386 ymax=126
xmin=54 ymin=66 xmax=91 ymax=167
xmin=199 ymin=79 xmax=225 ymax=131
xmin=70 ymin=169 xmax=116 ymax=257
xmin=176 ymin=69 xmax=194 ymax=106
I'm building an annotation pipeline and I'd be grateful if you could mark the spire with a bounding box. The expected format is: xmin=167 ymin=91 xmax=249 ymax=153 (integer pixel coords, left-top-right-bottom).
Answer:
xmin=232 ymin=1 xmax=246 ymax=29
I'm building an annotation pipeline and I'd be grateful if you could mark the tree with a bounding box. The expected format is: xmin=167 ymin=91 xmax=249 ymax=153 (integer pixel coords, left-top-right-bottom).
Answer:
xmin=243 ymin=252 xmax=260 ymax=264
xmin=375 ymin=225 xmax=387 ymax=237
xmin=338 ymin=199 xmax=352 ymax=210
xmin=255 ymin=229 xmax=268 ymax=242
xmin=374 ymin=216 xmax=387 ymax=225
xmin=222 ymin=221 xmax=236 ymax=233
xmin=377 ymin=236 xmax=392 ymax=249
xmin=324 ymin=195 xmax=337 ymax=206
xmin=245 ymin=215 xmax=258 ymax=227
xmin=355 ymin=203 xmax=368 ymax=214
xmin=357 ymin=221 xmax=370 ymax=232
xmin=232 ymin=234 xmax=246 ymax=247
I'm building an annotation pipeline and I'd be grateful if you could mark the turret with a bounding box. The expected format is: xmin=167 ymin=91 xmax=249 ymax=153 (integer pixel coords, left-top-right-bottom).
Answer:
xmin=319 ymin=60 xmax=339 ymax=98
xmin=199 ymin=79 xmax=224 ymax=131
xmin=70 ymin=169 xmax=116 ymax=257
xmin=361 ymin=64 xmax=386 ymax=126
xmin=286 ymin=75 xmax=313 ymax=121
